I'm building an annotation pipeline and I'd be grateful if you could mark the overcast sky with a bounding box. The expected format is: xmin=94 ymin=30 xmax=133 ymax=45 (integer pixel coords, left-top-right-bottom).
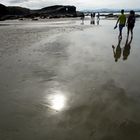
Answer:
xmin=1 ymin=0 xmax=140 ymax=10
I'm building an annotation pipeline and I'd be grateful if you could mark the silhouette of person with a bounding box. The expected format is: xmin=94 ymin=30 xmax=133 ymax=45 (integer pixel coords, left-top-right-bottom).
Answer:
xmin=112 ymin=38 xmax=122 ymax=62
xmin=91 ymin=13 xmax=93 ymax=18
xmin=114 ymin=9 xmax=126 ymax=39
xmin=81 ymin=13 xmax=85 ymax=24
xmin=97 ymin=12 xmax=100 ymax=25
xmin=127 ymin=10 xmax=136 ymax=38
xmin=93 ymin=12 xmax=96 ymax=18
xmin=90 ymin=13 xmax=95 ymax=25
xmin=123 ymin=35 xmax=133 ymax=60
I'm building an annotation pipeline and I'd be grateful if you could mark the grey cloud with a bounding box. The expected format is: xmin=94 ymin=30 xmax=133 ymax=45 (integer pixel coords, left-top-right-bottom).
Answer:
xmin=9 ymin=0 xmax=29 ymax=4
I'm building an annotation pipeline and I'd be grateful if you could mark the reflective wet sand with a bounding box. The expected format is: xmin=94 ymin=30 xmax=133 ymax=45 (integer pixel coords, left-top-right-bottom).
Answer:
xmin=0 ymin=18 xmax=140 ymax=140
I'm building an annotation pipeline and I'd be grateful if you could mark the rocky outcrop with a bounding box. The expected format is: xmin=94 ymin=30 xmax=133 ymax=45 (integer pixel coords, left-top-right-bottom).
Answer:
xmin=7 ymin=6 xmax=30 ymax=15
xmin=0 ymin=4 xmax=8 ymax=17
xmin=40 ymin=5 xmax=76 ymax=14
xmin=28 ymin=5 xmax=77 ymax=18
xmin=0 ymin=4 xmax=77 ymax=20
xmin=0 ymin=4 xmax=30 ymax=20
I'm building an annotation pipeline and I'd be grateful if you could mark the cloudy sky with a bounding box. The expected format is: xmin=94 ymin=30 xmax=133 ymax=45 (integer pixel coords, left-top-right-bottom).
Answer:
xmin=1 ymin=0 xmax=140 ymax=10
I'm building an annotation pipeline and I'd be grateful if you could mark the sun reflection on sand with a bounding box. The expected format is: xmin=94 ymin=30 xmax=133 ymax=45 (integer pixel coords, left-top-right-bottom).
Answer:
xmin=51 ymin=93 xmax=66 ymax=111
xmin=45 ymin=90 xmax=66 ymax=111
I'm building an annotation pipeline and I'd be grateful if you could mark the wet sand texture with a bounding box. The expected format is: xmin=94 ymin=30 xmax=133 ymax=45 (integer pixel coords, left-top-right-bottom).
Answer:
xmin=0 ymin=18 xmax=140 ymax=140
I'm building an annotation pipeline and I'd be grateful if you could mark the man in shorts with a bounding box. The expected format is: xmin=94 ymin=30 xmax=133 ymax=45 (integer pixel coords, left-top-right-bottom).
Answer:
xmin=114 ymin=9 xmax=126 ymax=39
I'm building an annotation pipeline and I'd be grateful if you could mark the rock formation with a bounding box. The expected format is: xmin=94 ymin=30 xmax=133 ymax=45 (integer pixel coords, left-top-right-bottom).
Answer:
xmin=0 ymin=4 xmax=78 ymax=20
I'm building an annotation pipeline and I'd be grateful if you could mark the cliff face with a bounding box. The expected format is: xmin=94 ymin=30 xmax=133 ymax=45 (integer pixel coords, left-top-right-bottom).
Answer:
xmin=0 ymin=4 xmax=77 ymax=20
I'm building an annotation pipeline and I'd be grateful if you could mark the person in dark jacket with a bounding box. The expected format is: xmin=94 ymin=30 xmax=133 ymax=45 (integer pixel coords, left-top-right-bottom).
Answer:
xmin=127 ymin=10 xmax=136 ymax=37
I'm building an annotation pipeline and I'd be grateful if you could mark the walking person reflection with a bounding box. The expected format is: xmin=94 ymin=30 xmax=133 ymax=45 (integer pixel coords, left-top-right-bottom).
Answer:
xmin=112 ymin=38 xmax=122 ymax=62
xmin=123 ymin=36 xmax=133 ymax=60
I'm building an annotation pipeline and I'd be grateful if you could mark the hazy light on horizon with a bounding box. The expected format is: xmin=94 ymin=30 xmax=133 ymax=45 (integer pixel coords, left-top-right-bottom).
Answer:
xmin=0 ymin=0 xmax=140 ymax=10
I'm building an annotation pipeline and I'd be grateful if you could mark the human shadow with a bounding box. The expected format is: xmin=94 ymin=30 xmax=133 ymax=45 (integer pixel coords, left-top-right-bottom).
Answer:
xmin=112 ymin=38 xmax=122 ymax=62
xmin=123 ymin=35 xmax=133 ymax=61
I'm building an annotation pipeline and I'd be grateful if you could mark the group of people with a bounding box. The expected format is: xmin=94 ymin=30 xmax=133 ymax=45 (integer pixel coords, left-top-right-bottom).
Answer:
xmin=114 ymin=9 xmax=136 ymax=39
xmin=81 ymin=9 xmax=136 ymax=62
xmin=90 ymin=12 xmax=100 ymax=25
xmin=81 ymin=12 xmax=100 ymax=25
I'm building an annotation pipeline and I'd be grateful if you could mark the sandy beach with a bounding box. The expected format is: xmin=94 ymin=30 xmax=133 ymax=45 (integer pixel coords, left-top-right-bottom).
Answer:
xmin=0 ymin=17 xmax=140 ymax=140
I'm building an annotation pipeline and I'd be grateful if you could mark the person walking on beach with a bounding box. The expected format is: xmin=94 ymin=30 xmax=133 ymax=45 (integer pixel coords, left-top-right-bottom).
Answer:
xmin=81 ymin=13 xmax=85 ymax=24
xmin=91 ymin=13 xmax=93 ymax=18
xmin=127 ymin=10 xmax=136 ymax=38
xmin=114 ymin=9 xmax=126 ymax=39
xmin=90 ymin=13 xmax=95 ymax=24
xmin=93 ymin=12 xmax=96 ymax=18
xmin=97 ymin=12 xmax=100 ymax=25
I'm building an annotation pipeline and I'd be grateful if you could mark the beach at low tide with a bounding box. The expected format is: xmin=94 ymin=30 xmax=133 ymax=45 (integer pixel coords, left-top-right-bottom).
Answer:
xmin=0 ymin=17 xmax=140 ymax=140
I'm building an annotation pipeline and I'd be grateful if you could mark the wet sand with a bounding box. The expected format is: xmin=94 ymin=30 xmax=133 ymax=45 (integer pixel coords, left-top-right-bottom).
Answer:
xmin=0 ymin=18 xmax=140 ymax=140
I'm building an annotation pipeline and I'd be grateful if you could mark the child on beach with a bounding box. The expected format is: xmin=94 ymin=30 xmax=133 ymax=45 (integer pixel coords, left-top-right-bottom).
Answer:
xmin=114 ymin=9 xmax=126 ymax=39
xmin=127 ymin=10 xmax=136 ymax=37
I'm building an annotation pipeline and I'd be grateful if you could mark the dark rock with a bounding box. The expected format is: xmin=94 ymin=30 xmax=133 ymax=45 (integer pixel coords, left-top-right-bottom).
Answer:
xmin=40 ymin=5 xmax=76 ymax=14
xmin=29 ymin=5 xmax=77 ymax=18
xmin=0 ymin=3 xmax=81 ymax=20
xmin=32 ymin=18 xmax=39 ymax=21
xmin=76 ymin=11 xmax=85 ymax=17
xmin=0 ymin=4 xmax=8 ymax=18
xmin=0 ymin=3 xmax=30 ymax=20
xmin=7 ymin=6 xmax=30 ymax=16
